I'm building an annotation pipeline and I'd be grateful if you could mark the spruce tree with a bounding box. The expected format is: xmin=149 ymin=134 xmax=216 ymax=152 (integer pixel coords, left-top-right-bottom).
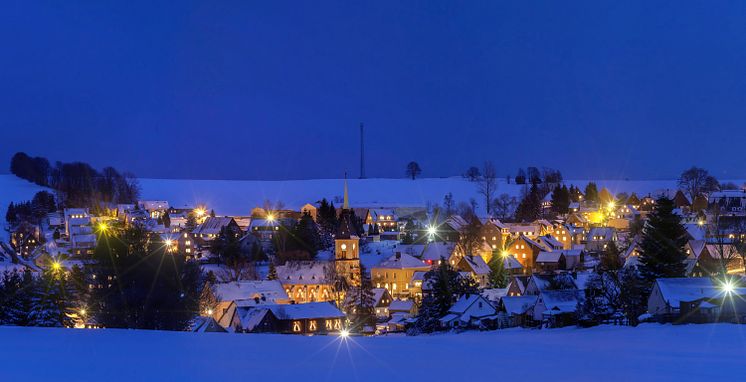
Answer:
xmin=599 ymin=241 xmax=623 ymax=272
xmin=267 ymin=262 xmax=278 ymax=280
xmin=344 ymin=264 xmax=376 ymax=333
xmin=29 ymin=270 xmax=65 ymax=327
xmin=585 ymin=182 xmax=599 ymax=203
xmin=619 ymin=266 xmax=648 ymax=326
xmin=637 ymin=197 xmax=688 ymax=282
xmin=487 ymin=252 xmax=509 ymax=288
xmin=515 ymin=183 xmax=542 ymax=222
xmin=409 ymin=258 xmax=478 ymax=334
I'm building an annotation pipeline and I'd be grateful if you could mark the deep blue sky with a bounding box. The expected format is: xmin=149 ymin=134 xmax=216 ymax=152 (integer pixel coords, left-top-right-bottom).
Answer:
xmin=2 ymin=1 xmax=746 ymax=180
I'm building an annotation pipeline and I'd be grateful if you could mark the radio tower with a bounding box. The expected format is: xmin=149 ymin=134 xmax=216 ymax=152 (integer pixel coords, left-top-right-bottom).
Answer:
xmin=359 ymin=122 xmax=366 ymax=179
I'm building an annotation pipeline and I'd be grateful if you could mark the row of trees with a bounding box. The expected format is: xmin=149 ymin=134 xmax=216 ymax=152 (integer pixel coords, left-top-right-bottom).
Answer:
xmin=9 ymin=152 xmax=140 ymax=209
xmin=0 ymin=267 xmax=81 ymax=327
xmin=5 ymin=191 xmax=57 ymax=226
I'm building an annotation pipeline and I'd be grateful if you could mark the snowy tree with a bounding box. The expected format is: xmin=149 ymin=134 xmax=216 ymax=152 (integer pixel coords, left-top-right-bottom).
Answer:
xmin=487 ymin=253 xmax=509 ymax=288
xmin=343 ymin=264 xmax=376 ymax=333
xmin=619 ymin=266 xmax=648 ymax=326
xmin=0 ymin=269 xmax=35 ymax=326
xmin=638 ymin=197 xmax=688 ymax=282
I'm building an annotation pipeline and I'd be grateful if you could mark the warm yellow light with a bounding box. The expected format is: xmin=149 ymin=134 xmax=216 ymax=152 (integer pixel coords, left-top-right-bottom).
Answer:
xmin=51 ymin=262 xmax=61 ymax=271
xmin=194 ymin=208 xmax=206 ymax=217
xmin=98 ymin=222 xmax=108 ymax=232
xmin=165 ymin=239 xmax=173 ymax=247
xmin=339 ymin=329 xmax=350 ymax=338
xmin=80 ymin=309 xmax=87 ymax=316
xmin=721 ymin=279 xmax=735 ymax=294
xmin=267 ymin=213 xmax=276 ymax=222
xmin=427 ymin=225 xmax=437 ymax=235
xmin=697 ymin=220 xmax=705 ymax=227
xmin=501 ymin=251 xmax=510 ymax=258
xmin=607 ymin=201 xmax=616 ymax=210
xmin=206 ymin=309 xmax=214 ymax=316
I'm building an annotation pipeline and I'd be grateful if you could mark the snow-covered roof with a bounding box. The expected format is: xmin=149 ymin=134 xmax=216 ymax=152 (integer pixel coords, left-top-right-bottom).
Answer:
xmin=536 ymin=251 xmax=563 ymax=263
xmin=502 ymin=295 xmax=538 ymax=315
xmin=376 ymin=252 xmax=429 ymax=269
xmin=481 ymin=287 xmax=509 ymax=302
xmin=460 ymin=255 xmax=490 ymax=275
xmin=213 ymin=280 xmax=289 ymax=304
xmin=588 ymin=227 xmax=615 ymax=240
xmin=267 ymin=302 xmax=345 ymax=320
xmin=655 ymin=277 xmax=746 ymax=307
xmin=389 ymin=299 xmax=415 ymax=312
xmin=419 ymin=242 xmax=456 ymax=262
xmin=539 ymin=290 xmax=582 ymax=313
xmin=194 ymin=217 xmax=237 ymax=235
xmin=276 ymin=261 xmax=331 ymax=285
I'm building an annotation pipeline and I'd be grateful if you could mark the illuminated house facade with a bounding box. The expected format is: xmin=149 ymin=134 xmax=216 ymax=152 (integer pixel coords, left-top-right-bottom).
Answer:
xmin=335 ymin=178 xmax=361 ymax=287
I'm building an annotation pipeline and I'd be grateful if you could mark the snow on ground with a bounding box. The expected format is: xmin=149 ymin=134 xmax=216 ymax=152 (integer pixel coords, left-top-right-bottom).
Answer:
xmin=0 ymin=175 xmax=49 ymax=241
xmin=0 ymin=324 xmax=744 ymax=381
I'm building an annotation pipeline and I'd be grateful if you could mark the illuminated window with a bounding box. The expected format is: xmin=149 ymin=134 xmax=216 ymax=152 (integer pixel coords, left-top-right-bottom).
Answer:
xmin=309 ymin=320 xmax=317 ymax=331
xmin=325 ymin=320 xmax=333 ymax=330
xmin=292 ymin=321 xmax=301 ymax=332
xmin=522 ymin=253 xmax=526 ymax=259
xmin=341 ymin=243 xmax=347 ymax=250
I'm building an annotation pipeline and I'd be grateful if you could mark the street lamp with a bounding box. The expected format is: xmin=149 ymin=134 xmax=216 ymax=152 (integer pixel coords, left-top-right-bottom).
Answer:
xmin=266 ymin=213 xmax=276 ymax=222
xmin=339 ymin=329 xmax=350 ymax=338
xmin=427 ymin=225 xmax=437 ymax=236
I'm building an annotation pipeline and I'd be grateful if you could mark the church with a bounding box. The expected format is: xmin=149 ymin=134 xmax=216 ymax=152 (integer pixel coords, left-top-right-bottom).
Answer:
xmin=334 ymin=177 xmax=362 ymax=288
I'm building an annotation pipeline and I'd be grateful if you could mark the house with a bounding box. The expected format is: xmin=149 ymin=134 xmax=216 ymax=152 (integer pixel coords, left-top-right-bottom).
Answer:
xmin=343 ymin=287 xmax=393 ymax=319
xmin=236 ymin=302 xmax=345 ymax=334
xmin=276 ymin=261 xmax=335 ymax=303
xmin=439 ymin=294 xmax=497 ymax=329
xmin=193 ymin=217 xmax=241 ymax=243
xmin=456 ymin=255 xmax=491 ymax=288
xmin=648 ymin=277 xmax=746 ymax=322
xmin=506 ymin=275 xmax=530 ymax=296
xmin=138 ymin=200 xmax=169 ymax=219
xmin=191 ymin=316 xmax=228 ymax=333
xmin=533 ymin=289 xmax=583 ymax=327
xmin=508 ymin=223 xmax=540 ymax=239
xmin=506 ymin=235 xmax=544 ymax=271
xmin=300 ymin=203 xmax=317 ymax=221
xmin=10 ymin=221 xmax=41 ymax=258
xmin=384 ymin=299 xmax=417 ymax=333
xmin=535 ymin=249 xmax=584 ymax=273
xmin=480 ymin=218 xmax=509 ymax=251
xmin=499 ymin=295 xmax=538 ymax=327
xmin=207 ymin=280 xmax=290 ymax=323
xmin=586 ymin=227 xmax=617 ymax=252
xmin=371 ymin=252 xmax=430 ymax=299
xmin=365 ymin=209 xmax=399 ymax=237
xmin=64 ymin=208 xmax=96 ymax=256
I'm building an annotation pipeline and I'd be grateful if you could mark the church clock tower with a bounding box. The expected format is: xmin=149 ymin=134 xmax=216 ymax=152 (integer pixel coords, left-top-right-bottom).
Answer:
xmin=335 ymin=176 xmax=361 ymax=287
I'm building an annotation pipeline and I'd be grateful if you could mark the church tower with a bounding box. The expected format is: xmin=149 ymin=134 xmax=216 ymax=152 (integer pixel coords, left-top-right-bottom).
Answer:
xmin=335 ymin=176 xmax=361 ymax=287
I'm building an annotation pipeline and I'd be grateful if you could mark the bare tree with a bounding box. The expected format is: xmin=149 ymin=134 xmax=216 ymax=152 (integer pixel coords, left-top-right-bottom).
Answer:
xmin=464 ymin=166 xmax=481 ymax=181
xmin=678 ymin=166 xmax=719 ymax=201
xmin=406 ymin=161 xmax=422 ymax=180
xmin=493 ymin=194 xmax=517 ymax=220
xmin=478 ymin=161 xmax=498 ymax=215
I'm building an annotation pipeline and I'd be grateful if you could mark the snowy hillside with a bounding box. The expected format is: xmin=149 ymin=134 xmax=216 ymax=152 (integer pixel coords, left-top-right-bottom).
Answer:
xmin=136 ymin=176 xmax=690 ymax=216
xmin=0 ymin=173 xmax=740 ymax=228
xmin=1 ymin=324 xmax=743 ymax=381
xmin=0 ymin=175 xmax=49 ymax=240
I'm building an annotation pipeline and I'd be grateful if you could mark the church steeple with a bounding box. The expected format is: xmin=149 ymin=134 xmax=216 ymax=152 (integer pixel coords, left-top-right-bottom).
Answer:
xmin=343 ymin=173 xmax=349 ymax=210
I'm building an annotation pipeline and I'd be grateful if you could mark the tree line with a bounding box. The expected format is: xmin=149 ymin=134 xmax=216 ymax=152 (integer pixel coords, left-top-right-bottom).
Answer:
xmin=10 ymin=152 xmax=140 ymax=209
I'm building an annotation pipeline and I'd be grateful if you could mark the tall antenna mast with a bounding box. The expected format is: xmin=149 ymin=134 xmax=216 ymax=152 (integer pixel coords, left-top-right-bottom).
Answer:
xmin=359 ymin=122 xmax=366 ymax=179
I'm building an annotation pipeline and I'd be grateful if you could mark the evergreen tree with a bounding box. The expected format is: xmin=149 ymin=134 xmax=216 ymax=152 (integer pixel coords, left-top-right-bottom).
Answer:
xmin=287 ymin=213 xmax=322 ymax=257
xmin=599 ymin=241 xmax=623 ymax=272
xmin=213 ymin=225 xmax=247 ymax=281
xmin=579 ymin=272 xmax=620 ymax=324
xmin=515 ymin=183 xmax=542 ymax=222
xmin=29 ymin=269 xmax=67 ymax=327
xmin=162 ymin=211 xmax=171 ymax=228
xmin=185 ymin=212 xmax=197 ymax=231
xmin=487 ymin=252 xmax=509 ymax=288
xmin=91 ymin=225 xmax=202 ymax=330
xmin=515 ymin=168 xmax=527 ymax=185
xmin=584 ymin=182 xmax=599 ymax=203
xmin=619 ymin=266 xmax=648 ymax=326
xmin=210 ymin=209 xmax=216 ymax=218
xmin=409 ymin=258 xmax=478 ymax=334
xmin=0 ymin=269 xmax=35 ymax=325
xmin=6 ymin=202 xmax=16 ymax=225
xmin=550 ymin=185 xmax=571 ymax=215
xmin=344 ymin=264 xmax=376 ymax=333
xmin=637 ymin=197 xmax=688 ymax=282
xmin=266 ymin=262 xmax=278 ymax=281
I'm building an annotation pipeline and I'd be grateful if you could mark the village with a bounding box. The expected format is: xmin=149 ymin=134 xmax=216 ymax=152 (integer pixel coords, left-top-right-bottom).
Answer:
xmin=2 ymin=161 xmax=745 ymax=336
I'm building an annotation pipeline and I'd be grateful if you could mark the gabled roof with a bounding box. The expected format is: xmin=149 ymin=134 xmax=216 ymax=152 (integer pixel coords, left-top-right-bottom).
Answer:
xmin=444 ymin=215 xmax=469 ymax=231
xmin=336 ymin=210 xmax=358 ymax=239
xmin=377 ymin=252 xmax=428 ymax=269
xmin=389 ymin=299 xmax=415 ymax=312
xmin=460 ymin=255 xmax=490 ymax=275
xmin=448 ymin=294 xmax=495 ymax=315
xmin=588 ymin=227 xmax=615 ymax=240
xmin=539 ymin=290 xmax=583 ymax=313
xmin=276 ymin=261 xmax=331 ymax=285
xmin=502 ymin=295 xmax=538 ymax=315
xmin=536 ymin=251 xmax=564 ymax=263
xmin=654 ymin=277 xmax=746 ymax=307
xmin=194 ymin=217 xmax=238 ymax=235
xmin=213 ymin=280 xmax=289 ymax=304
xmin=419 ymin=242 xmax=456 ymax=262
xmin=267 ymin=302 xmax=345 ymax=320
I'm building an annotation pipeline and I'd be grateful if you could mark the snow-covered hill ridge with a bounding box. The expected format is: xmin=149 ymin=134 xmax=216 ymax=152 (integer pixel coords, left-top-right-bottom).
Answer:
xmin=3 ymin=174 xmax=744 ymax=220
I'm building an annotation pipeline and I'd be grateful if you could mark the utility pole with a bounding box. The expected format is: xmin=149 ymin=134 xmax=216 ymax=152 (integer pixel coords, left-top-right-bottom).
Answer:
xmin=359 ymin=122 xmax=366 ymax=179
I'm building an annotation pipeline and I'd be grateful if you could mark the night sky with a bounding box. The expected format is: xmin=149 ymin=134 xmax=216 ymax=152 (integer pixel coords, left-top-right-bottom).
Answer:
xmin=2 ymin=1 xmax=746 ymax=180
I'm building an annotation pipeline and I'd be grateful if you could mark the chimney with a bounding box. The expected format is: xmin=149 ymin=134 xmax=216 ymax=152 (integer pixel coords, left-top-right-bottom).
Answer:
xmin=395 ymin=252 xmax=401 ymax=260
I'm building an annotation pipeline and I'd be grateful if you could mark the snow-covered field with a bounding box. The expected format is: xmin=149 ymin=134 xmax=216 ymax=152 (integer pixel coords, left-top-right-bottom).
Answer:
xmin=1 ymin=324 xmax=743 ymax=381
xmin=137 ymin=176 xmax=688 ymax=216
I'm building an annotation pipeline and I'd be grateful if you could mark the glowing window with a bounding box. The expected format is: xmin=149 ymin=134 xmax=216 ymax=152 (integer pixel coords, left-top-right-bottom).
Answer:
xmin=292 ymin=321 xmax=301 ymax=332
